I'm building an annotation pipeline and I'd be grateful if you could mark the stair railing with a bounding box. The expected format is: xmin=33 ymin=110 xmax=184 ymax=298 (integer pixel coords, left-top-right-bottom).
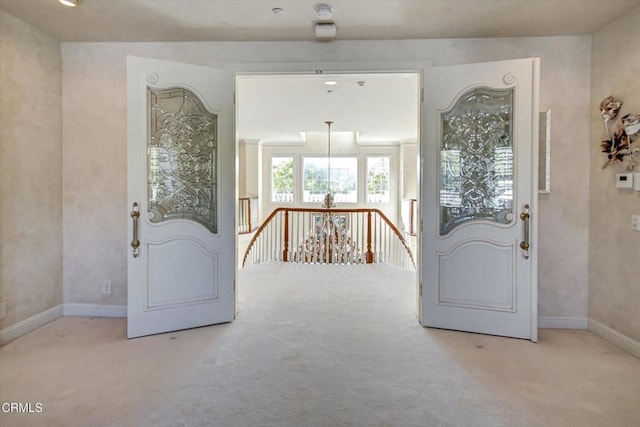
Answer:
xmin=242 ymin=207 xmax=415 ymax=270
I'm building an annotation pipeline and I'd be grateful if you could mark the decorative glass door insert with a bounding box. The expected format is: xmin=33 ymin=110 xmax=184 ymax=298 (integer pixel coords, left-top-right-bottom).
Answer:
xmin=147 ymin=87 xmax=217 ymax=233
xmin=439 ymin=87 xmax=514 ymax=235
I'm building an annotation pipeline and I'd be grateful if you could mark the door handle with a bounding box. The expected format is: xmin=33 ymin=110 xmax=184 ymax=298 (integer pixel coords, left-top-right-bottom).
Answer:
xmin=519 ymin=204 xmax=530 ymax=259
xmin=130 ymin=202 xmax=140 ymax=258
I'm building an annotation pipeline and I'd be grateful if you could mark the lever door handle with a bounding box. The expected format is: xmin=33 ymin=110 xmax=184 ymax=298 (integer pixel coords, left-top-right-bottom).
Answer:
xmin=520 ymin=204 xmax=530 ymax=259
xmin=130 ymin=202 xmax=140 ymax=258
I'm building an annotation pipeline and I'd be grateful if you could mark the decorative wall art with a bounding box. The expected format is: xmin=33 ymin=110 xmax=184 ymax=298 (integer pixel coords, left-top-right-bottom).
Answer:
xmin=599 ymin=96 xmax=640 ymax=171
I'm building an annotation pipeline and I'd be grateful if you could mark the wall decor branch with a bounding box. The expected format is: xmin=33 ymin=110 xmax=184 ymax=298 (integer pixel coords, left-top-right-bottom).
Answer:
xmin=599 ymin=96 xmax=640 ymax=170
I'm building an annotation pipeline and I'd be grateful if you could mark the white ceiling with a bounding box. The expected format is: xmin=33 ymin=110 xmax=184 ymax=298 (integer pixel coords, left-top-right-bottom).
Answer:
xmin=1 ymin=0 xmax=638 ymax=42
xmin=237 ymin=73 xmax=420 ymax=145
xmin=2 ymin=0 xmax=637 ymax=144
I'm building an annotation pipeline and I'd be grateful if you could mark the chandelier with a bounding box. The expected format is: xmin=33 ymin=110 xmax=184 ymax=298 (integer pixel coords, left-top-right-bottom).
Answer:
xmin=297 ymin=121 xmax=363 ymax=264
xmin=322 ymin=121 xmax=336 ymax=209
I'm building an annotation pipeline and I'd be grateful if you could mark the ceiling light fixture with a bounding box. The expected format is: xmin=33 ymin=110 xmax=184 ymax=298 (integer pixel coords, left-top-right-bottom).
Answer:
xmin=324 ymin=80 xmax=338 ymax=86
xmin=59 ymin=0 xmax=81 ymax=6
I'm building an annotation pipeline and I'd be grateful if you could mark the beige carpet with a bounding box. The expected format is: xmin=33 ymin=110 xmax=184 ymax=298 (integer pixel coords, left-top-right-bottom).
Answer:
xmin=1 ymin=262 xmax=639 ymax=426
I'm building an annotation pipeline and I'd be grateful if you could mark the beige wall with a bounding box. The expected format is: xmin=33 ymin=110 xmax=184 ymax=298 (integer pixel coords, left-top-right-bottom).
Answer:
xmin=58 ymin=37 xmax=592 ymax=321
xmin=238 ymin=142 xmax=246 ymax=197
xmin=589 ymin=7 xmax=640 ymax=342
xmin=399 ymin=144 xmax=418 ymax=233
xmin=244 ymin=142 xmax=259 ymax=198
xmin=0 ymin=11 xmax=63 ymax=329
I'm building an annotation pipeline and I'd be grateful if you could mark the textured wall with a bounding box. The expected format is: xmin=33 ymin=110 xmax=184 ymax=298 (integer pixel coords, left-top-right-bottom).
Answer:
xmin=589 ymin=7 xmax=640 ymax=342
xmin=0 ymin=11 xmax=63 ymax=329
xmin=61 ymin=45 xmax=128 ymax=306
xmin=59 ymin=37 xmax=592 ymax=320
xmin=244 ymin=143 xmax=259 ymax=198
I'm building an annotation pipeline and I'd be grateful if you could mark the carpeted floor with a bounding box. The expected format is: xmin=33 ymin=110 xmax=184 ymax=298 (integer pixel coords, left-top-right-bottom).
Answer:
xmin=1 ymin=262 xmax=639 ymax=426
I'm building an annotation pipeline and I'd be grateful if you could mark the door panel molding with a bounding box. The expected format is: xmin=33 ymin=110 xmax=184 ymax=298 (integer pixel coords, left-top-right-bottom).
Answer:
xmin=145 ymin=239 xmax=220 ymax=310
xmin=437 ymin=239 xmax=516 ymax=312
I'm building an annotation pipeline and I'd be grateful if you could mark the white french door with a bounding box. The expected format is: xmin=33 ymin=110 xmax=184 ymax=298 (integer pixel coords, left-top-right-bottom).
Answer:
xmin=420 ymin=58 xmax=539 ymax=341
xmin=126 ymin=56 xmax=235 ymax=338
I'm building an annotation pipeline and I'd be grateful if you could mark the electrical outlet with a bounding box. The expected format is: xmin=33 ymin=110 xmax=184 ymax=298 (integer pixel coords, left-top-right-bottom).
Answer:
xmin=102 ymin=281 xmax=112 ymax=295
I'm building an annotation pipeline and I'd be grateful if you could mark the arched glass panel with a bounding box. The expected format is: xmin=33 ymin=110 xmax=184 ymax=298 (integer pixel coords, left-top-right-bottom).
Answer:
xmin=147 ymin=87 xmax=217 ymax=233
xmin=439 ymin=87 xmax=513 ymax=235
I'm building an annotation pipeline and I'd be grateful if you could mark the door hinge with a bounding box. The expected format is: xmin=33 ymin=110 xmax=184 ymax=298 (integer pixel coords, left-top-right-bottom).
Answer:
xmin=420 ymin=219 xmax=423 ymax=233
xmin=233 ymin=91 xmax=236 ymax=105
xmin=419 ymin=283 xmax=423 ymax=297
xmin=421 ymin=88 xmax=424 ymax=103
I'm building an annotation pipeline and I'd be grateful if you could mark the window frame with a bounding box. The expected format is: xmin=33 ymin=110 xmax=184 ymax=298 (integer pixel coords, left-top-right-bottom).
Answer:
xmin=365 ymin=155 xmax=391 ymax=204
xmin=301 ymin=155 xmax=359 ymax=204
xmin=270 ymin=155 xmax=295 ymax=204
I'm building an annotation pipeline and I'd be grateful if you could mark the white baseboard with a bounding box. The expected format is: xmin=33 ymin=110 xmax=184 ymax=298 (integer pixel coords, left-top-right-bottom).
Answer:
xmin=63 ymin=303 xmax=126 ymax=318
xmin=588 ymin=318 xmax=640 ymax=359
xmin=538 ymin=316 xmax=588 ymax=329
xmin=0 ymin=304 xmax=63 ymax=345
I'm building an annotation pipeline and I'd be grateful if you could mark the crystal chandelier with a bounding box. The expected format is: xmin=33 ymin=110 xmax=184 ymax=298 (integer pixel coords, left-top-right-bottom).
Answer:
xmin=296 ymin=121 xmax=363 ymax=264
xmin=322 ymin=120 xmax=336 ymax=209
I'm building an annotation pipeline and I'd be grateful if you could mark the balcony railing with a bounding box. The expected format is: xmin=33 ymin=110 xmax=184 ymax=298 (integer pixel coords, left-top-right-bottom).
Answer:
xmin=242 ymin=207 xmax=415 ymax=270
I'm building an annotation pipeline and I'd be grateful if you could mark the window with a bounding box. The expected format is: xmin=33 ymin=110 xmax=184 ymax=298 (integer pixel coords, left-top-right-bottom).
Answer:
xmin=366 ymin=156 xmax=390 ymax=203
xmin=271 ymin=156 xmax=294 ymax=202
xmin=303 ymin=157 xmax=357 ymax=203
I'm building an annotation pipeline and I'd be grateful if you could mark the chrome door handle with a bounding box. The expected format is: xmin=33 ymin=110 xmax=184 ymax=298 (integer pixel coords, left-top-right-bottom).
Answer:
xmin=131 ymin=202 xmax=140 ymax=258
xmin=520 ymin=204 xmax=530 ymax=259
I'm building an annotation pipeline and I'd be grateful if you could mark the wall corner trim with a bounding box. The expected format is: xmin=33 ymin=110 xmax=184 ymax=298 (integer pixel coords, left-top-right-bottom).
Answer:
xmin=538 ymin=316 xmax=588 ymax=329
xmin=63 ymin=303 xmax=126 ymax=318
xmin=588 ymin=318 xmax=640 ymax=359
xmin=0 ymin=304 xmax=63 ymax=345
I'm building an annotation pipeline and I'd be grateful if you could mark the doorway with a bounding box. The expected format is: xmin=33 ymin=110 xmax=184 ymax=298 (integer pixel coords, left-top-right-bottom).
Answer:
xmin=126 ymin=57 xmax=538 ymax=340
xmin=235 ymin=71 xmax=422 ymax=313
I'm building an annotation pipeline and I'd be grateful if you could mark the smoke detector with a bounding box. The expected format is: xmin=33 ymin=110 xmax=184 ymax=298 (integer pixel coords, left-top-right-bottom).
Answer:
xmin=315 ymin=4 xmax=334 ymax=19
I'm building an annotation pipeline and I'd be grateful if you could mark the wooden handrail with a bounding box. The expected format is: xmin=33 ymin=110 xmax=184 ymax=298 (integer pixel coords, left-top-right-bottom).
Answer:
xmin=242 ymin=207 xmax=415 ymax=268
xmin=241 ymin=207 xmax=282 ymax=267
xmin=374 ymin=208 xmax=416 ymax=268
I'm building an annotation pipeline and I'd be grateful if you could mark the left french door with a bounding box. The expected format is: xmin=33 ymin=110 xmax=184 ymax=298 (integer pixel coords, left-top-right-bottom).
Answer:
xmin=126 ymin=56 xmax=235 ymax=338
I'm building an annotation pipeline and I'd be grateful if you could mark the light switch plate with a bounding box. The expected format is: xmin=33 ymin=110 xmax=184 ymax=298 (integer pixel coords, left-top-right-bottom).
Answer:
xmin=633 ymin=215 xmax=640 ymax=232
xmin=635 ymin=173 xmax=640 ymax=191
